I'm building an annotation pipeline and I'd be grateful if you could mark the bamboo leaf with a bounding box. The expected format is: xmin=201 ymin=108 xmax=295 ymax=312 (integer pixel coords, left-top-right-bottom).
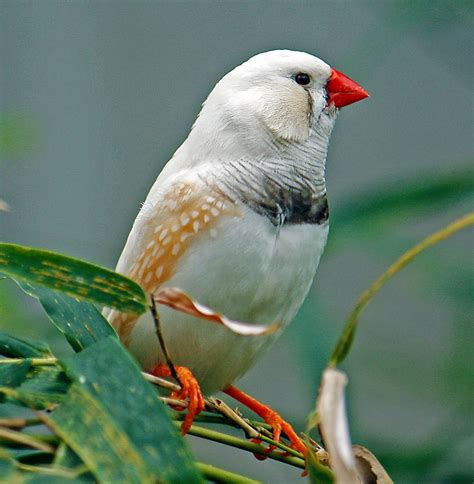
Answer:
xmin=0 ymin=360 xmax=31 ymax=392
xmin=333 ymin=167 xmax=474 ymax=236
xmin=0 ymin=449 xmax=21 ymax=481
xmin=51 ymin=337 xmax=202 ymax=482
xmin=0 ymin=333 xmax=52 ymax=359
xmin=45 ymin=383 xmax=156 ymax=483
xmin=0 ymin=243 xmax=147 ymax=314
xmin=15 ymin=366 xmax=69 ymax=408
xmin=329 ymin=213 xmax=474 ymax=367
xmin=17 ymin=282 xmax=117 ymax=352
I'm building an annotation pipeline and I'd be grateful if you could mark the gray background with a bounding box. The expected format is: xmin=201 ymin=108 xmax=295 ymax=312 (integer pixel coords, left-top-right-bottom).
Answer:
xmin=1 ymin=1 xmax=473 ymax=482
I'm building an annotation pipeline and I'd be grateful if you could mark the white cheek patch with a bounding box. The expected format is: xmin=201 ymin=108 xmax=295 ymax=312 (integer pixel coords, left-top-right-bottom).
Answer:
xmin=256 ymin=84 xmax=312 ymax=142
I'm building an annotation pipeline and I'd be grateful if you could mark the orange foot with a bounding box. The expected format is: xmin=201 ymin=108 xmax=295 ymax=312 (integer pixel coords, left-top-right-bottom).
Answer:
xmin=150 ymin=364 xmax=205 ymax=434
xmin=224 ymin=385 xmax=307 ymax=457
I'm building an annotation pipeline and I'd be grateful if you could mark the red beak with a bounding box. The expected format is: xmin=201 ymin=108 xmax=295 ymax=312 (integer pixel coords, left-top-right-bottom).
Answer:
xmin=326 ymin=68 xmax=369 ymax=108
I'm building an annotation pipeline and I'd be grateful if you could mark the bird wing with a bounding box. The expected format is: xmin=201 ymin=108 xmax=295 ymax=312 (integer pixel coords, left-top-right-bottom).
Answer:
xmin=108 ymin=176 xmax=241 ymax=342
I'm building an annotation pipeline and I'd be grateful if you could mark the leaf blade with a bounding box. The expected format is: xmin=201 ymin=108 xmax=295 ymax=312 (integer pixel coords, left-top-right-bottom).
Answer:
xmin=0 ymin=243 xmax=147 ymax=314
xmin=18 ymin=282 xmax=117 ymax=352
xmin=59 ymin=337 xmax=202 ymax=482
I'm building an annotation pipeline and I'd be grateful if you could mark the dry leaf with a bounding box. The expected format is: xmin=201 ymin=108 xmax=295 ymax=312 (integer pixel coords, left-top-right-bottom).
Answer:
xmin=154 ymin=287 xmax=282 ymax=336
xmin=353 ymin=445 xmax=393 ymax=484
xmin=316 ymin=367 xmax=360 ymax=484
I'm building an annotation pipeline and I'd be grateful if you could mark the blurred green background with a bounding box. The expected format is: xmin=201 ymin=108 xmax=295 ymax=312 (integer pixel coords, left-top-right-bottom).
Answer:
xmin=1 ymin=1 xmax=473 ymax=482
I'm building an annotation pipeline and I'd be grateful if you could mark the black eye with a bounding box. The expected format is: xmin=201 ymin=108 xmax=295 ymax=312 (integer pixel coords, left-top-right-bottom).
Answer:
xmin=295 ymin=73 xmax=311 ymax=85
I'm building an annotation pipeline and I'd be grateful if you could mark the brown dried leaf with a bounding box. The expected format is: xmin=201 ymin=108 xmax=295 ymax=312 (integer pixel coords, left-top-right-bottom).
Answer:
xmin=353 ymin=445 xmax=393 ymax=484
xmin=154 ymin=287 xmax=282 ymax=336
xmin=316 ymin=368 xmax=360 ymax=484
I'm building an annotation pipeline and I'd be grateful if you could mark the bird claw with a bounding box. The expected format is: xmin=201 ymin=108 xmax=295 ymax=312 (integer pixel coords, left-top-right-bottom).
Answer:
xmin=150 ymin=364 xmax=205 ymax=434
xmin=260 ymin=408 xmax=307 ymax=457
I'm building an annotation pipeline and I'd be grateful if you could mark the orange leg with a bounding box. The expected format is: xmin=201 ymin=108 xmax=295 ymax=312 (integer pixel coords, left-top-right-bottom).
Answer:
xmin=224 ymin=385 xmax=307 ymax=456
xmin=150 ymin=364 xmax=205 ymax=434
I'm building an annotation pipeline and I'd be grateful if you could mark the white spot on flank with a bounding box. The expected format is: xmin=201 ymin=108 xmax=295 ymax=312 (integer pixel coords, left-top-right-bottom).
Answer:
xmin=201 ymin=204 xmax=210 ymax=210
xmin=180 ymin=232 xmax=191 ymax=242
xmin=146 ymin=240 xmax=155 ymax=249
xmin=171 ymin=224 xmax=180 ymax=232
xmin=203 ymin=214 xmax=210 ymax=223
xmin=211 ymin=207 xmax=220 ymax=217
xmin=206 ymin=196 xmax=216 ymax=203
xmin=180 ymin=213 xmax=190 ymax=226
xmin=162 ymin=236 xmax=172 ymax=245
xmin=144 ymin=271 xmax=152 ymax=283
xmin=138 ymin=265 xmax=145 ymax=279
xmin=154 ymin=224 xmax=163 ymax=233
xmin=143 ymin=255 xmax=151 ymax=269
xmin=155 ymin=266 xmax=164 ymax=279
xmin=191 ymin=211 xmax=199 ymax=219
xmin=159 ymin=229 xmax=169 ymax=241
xmin=156 ymin=248 xmax=165 ymax=258
xmin=171 ymin=243 xmax=180 ymax=255
xmin=210 ymin=229 xmax=217 ymax=238
xmin=193 ymin=221 xmax=200 ymax=232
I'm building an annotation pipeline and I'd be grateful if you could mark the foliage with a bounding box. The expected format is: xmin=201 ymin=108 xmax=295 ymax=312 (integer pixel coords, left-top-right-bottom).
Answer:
xmin=0 ymin=200 xmax=471 ymax=481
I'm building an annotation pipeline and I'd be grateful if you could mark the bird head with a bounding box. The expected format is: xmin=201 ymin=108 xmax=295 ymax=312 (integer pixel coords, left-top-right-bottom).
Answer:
xmin=171 ymin=50 xmax=368 ymax=173
xmin=196 ymin=50 xmax=368 ymax=146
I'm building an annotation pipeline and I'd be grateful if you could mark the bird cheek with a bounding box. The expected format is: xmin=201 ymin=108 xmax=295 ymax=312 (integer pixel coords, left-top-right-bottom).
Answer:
xmin=258 ymin=91 xmax=311 ymax=142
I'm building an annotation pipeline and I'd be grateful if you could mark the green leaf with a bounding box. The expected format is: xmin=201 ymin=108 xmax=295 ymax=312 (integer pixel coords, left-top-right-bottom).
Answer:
xmin=0 ymin=449 xmax=21 ymax=482
xmin=38 ymin=337 xmax=201 ymax=482
xmin=331 ymin=167 xmax=474 ymax=241
xmin=46 ymin=382 xmax=157 ymax=483
xmin=0 ymin=333 xmax=52 ymax=359
xmin=18 ymin=282 xmax=117 ymax=352
xmin=1 ymin=364 xmax=69 ymax=409
xmin=0 ymin=243 xmax=147 ymax=314
xmin=16 ymin=366 xmax=70 ymax=407
xmin=0 ymin=360 xmax=31 ymax=400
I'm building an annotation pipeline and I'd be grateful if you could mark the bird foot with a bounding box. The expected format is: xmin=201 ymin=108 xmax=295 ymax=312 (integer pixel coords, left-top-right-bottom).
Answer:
xmin=150 ymin=364 xmax=205 ymax=434
xmin=224 ymin=385 xmax=307 ymax=457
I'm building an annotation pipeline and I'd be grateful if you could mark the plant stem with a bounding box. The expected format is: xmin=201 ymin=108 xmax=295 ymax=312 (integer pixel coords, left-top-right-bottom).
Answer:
xmin=0 ymin=357 xmax=57 ymax=366
xmin=196 ymin=462 xmax=262 ymax=484
xmin=180 ymin=422 xmax=305 ymax=470
xmin=329 ymin=212 xmax=474 ymax=366
xmin=0 ymin=427 xmax=55 ymax=453
xmin=0 ymin=418 xmax=42 ymax=429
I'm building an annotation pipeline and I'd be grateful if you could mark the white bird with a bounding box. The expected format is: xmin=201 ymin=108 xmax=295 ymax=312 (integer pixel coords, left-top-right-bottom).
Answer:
xmin=107 ymin=50 xmax=368 ymax=453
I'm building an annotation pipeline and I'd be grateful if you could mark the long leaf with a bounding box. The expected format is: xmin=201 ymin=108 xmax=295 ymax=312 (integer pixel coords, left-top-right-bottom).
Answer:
xmin=0 ymin=243 xmax=147 ymax=314
xmin=329 ymin=212 xmax=474 ymax=367
xmin=0 ymin=360 xmax=31 ymax=395
xmin=18 ymin=282 xmax=117 ymax=352
xmin=0 ymin=333 xmax=52 ymax=359
xmin=331 ymin=167 xmax=474 ymax=240
xmin=51 ymin=337 xmax=202 ymax=482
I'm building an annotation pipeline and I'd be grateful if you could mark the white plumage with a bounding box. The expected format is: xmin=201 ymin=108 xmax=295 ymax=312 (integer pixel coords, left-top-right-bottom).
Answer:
xmin=107 ymin=50 xmax=367 ymax=394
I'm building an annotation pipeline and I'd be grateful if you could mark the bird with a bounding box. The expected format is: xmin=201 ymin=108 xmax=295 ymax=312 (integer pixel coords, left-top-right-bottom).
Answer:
xmin=107 ymin=49 xmax=368 ymax=456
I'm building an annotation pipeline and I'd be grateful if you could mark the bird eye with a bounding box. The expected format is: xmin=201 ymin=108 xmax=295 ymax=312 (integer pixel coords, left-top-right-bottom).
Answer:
xmin=294 ymin=73 xmax=311 ymax=86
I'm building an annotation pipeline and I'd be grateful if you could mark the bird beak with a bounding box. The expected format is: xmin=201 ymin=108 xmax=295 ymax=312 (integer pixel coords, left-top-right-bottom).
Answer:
xmin=327 ymin=68 xmax=369 ymax=108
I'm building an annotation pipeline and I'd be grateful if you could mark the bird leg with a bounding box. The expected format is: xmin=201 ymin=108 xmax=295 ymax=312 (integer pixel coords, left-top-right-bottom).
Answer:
xmin=150 ymin=364 xmax=205 ymax=434
xmin=224 ymin=385 xmax=307 ymax=456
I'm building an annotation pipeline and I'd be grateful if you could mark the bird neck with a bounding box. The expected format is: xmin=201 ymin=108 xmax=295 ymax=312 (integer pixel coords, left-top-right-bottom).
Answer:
xmin=211 ymin=111 xmax=336 ymax=227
